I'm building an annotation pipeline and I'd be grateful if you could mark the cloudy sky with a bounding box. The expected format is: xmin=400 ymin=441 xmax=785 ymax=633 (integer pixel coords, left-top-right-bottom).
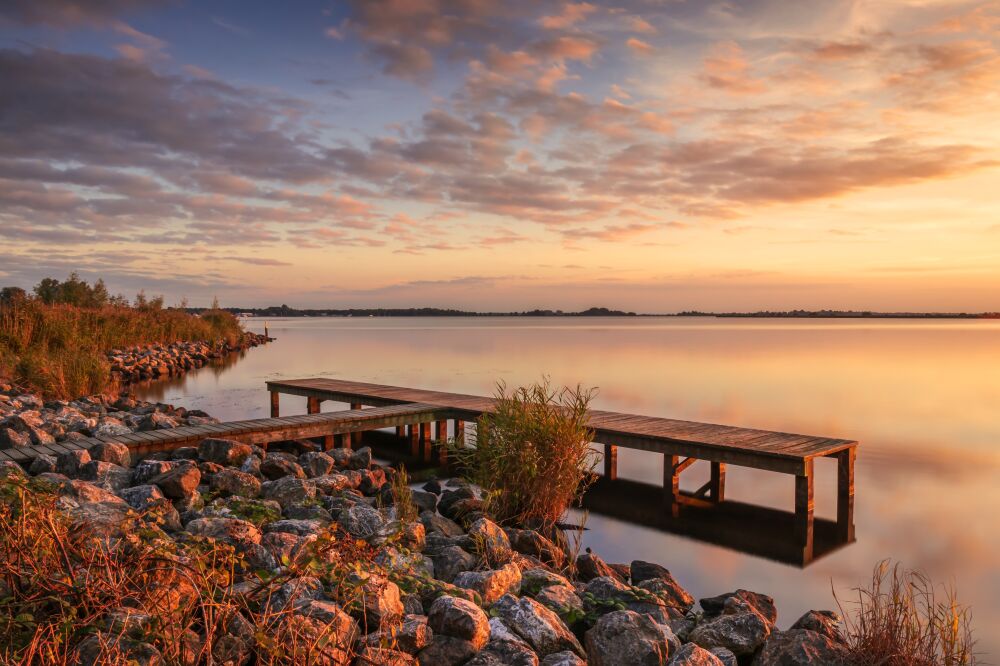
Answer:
xmin=1 ymin=0 xmax=998 ymax=311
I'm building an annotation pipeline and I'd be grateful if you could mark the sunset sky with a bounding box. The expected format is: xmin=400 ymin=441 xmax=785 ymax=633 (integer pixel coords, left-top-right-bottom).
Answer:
xmin=1 ymin=0 xmax=998 ymax=311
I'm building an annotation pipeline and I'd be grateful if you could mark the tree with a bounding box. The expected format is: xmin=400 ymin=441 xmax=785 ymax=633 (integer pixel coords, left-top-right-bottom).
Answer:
xmin=0 ymin=286 xmax=27 ymax=307
xmin=34 ymin=278 xmax=61 ymax=304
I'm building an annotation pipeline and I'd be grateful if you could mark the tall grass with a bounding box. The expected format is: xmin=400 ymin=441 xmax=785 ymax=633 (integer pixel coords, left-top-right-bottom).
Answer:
xmin=836 ymin=560 xmax=977 ymax=665
xmin=457 ymin=378 xmax=597 ymax=530
xmin=0 ymin=299 xmax=243 ymax=399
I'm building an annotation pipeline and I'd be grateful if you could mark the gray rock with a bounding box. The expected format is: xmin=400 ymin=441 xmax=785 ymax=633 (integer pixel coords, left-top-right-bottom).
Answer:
xmin=198 ymin=438 xmax=253 ymax=467
xmin=210 ymin=468 xmax=262 ymax=497
xmin=540 ymin=651 xmax=586 ymax=666
xmin=0 ymin=427 xmax=31 ymax=447
xmin=492 ymin=594 xmax=584 ymax=658
xmin=411 ymin=490 xmax=438 ymax=513
xmin=349 ymin=446 xmax=373 ymax=470
xmin=454 ymin=562 xmax=522 ymax=605
xmin=789 ymin=610 xmax=845 ymax=643
xmin=752 ymin=628 xmax=852 ymax=665
xmin=584 ymin=576 xmax=674 ymax=625
xmin=299 ymin=451 xmax=336 ymax=478
xmin=416 ymin=636 xmax=478 ymax=666
xmin=689 ymin=603 xmax=772 ymax=657
xmin=432 ymin=546 xmax=477 ymax=583
xmin=340 ymin=502 xmax=386 ymax=540
xmin=576 ymin=551 xmax=619 ymax=582
xmin=119 ymin=484 xmax=166 ymax=510
xmin=79 ymin=460 xmax=132 ymax=492
xmin=669 ymin=643 xmax=724 ymax=665
xmin=28 ymin=453 xmax=57 ymax=475
xmin=346 ymin=572 xmax=404 ymax=631
xmin=535 ymin=584 xmax=584 ymax=623
xmin=584 ymin=609 xmax=678 ymax=665
xmin=261 ymin=454 xmax=306 ymax=480
xmin=427 ymin=596 xmax=490 ymax=649
xmin=264 ymin=518 xmax=324 ymax=537
xmin=465 ymin=517 xmax=511 ymax=564
xmin=268 ymin=575 xmax=325 ymax=611
xmin=710 ymin=647 xmax=738 ymax=666
xmin=260 ymin=476 xmax=316 ymax=508
xmin=88 ymin=441 xmax=131 ymax=467
xmin=150 ymin=462 xmax=200 ymax=500
xmin=186 ymin=516 xmax=262 ymax=546
xmin=357 ymin=646 xmax=416 ymax=665
xmin=132 ymin=459 xmax=176 ymax=485
xmin=56 ymin=449 xmax=91 ymax=477
xmin=420 ymin=511 xmax=465 ymax=537
xmin=700 ymin=590 xmax=777 ymax=627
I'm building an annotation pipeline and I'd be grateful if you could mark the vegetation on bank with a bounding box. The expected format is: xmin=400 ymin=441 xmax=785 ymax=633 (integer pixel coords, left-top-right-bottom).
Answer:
xmin=457 ymin=378 xmax=598 ymax=531
xmin=0 ymin=274 xmax=244 ymax=399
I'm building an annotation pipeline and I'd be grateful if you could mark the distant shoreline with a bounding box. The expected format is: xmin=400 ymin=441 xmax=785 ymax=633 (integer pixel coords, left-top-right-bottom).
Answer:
xmin=205 ymin=307 xmax=1000 ymax=320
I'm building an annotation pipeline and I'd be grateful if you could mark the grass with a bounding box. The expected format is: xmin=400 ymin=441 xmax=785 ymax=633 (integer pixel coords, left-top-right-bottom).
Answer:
xmin=0 ymin=299 xmax=244 ymax=399
xmin=836 ymin=560 xmax=977 ymax=665
xmin=0 ymin=475 xmax=405 ymax=664
xmin=456 ymin=378 xmax=597 ymax=531
xmin=389 ymin=465 xmax=418 ymax=526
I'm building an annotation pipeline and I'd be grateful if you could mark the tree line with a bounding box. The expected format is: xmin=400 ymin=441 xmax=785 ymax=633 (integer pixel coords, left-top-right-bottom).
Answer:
xmin=0 ymin=273 xmax=168 ymax=310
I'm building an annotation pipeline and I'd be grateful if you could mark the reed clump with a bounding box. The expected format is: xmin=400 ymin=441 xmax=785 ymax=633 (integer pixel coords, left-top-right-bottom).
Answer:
xmin=457 ymin=378 xmax=597 ymax=531
xmin=0 ymin=298 xmax=243 ymax=399
xmin=837 ymin=559 xmax=977 ymax=665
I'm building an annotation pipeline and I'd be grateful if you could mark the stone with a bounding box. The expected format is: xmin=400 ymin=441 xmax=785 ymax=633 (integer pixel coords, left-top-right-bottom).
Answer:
xmin=416 ymin=636 xmax=479 ymax=666
xmin=638 ymin=578 xmax=696 ymax=618
xmin=264 ymin=518 xmax=324 ymax=537
xmin=431 ymin=546 xmax=477 ymax=584
xmin=79 ymin=460 xmax=132 ymax=492
xmin=210 ymin=468 xmax=262 ymax=497
xmin=752 ymin=628 xmax=852 ymax=665
xmin=427 ymin=596 xmax=490 ymax=649
xmin=467 ymin=636 xmax=540 ymax=666
xmin=313 ymin=473 xmax=352 ymax=494
xmin=492 ymin=594 xmax=584 ymax=659
xmin=710 ymin=648 xmax=738 ymax=666
xmin=453 ymin=562 xmax=522 ymax=605
xmin=132 ymin=459 xmax=177 ymax=485
xmin=28 ymin=453 xmax=57 ymax=475
xmin=118 ymin=484 xmax=166 ymax=510
xmin=92 ymin=419 xmax=132 ymax=439
xmin=186 ymin=517 xmax=262 ymax=546
xmin=74 ymin=634 xmax=162 ymax=665
xmin=688 ymin=604 xmax=772 ymax=657
xmin=88 ymin=441 xmax=131 ymax=467
xmin=357 ymin=647 xmax=417 ymax=666
xmin=277 ymin=611 xmax=354 ymax=665
xmin=669 ymin=643 xmax=725 ymax=665
xmin=584 ymin=576 xmax=674 ymax=625
xmin=56 ymin=448 xmax=91 ymax=477
xmin=421 ymin=511 xmax=465 ymax=538
xmin=466 ymin=517 xmax=511 ymax=564
xmin=347 ymin=572 xmax=404 ymax=631
xmin=411 ymin=490 xmax=438 ymax=513
xmin=576 ymin=551 xmax=619 ymax=582
xmin=789 ymin=610 xmax=845 ymax=643
xmin=261 ymin=454 xmax=306 ymax=480
xmin=521 ymin=569 xmax=573 ymax=594
xmin=138 ymin=411 xmax=178 ymax=431
xmin=198 ymin=438 xmax=253 ymax=467
xmin=700 ymin=590 xmax=777 ymax=627
xmin=340 ymin=502 xmax=386 ymax=540
xmin=540 ymin=651 xmax=586 ymax=666
xmin=349 ymin=446 xmax=373 ymax=470
xmin=268 ymin=576 xmax=325 ymax=611
xmin=507 ymin=528 xmax=563 ymax=565
xmin=0 ymin=427 xmax=30 ymax=448
xmin=300 ymin=451 xmax=336 ymax=478
xmin=261 ymin=476 xmax=316 ymax=508
xmin=535 ymin=584 xmax=584 ymax=623
xmin=584 ymin=609 xmax=678 ymax=666
xmin=150 ymin=462 xmax=200 ymax=500
xmin=261 ymin=531 xmax=313 ymax=565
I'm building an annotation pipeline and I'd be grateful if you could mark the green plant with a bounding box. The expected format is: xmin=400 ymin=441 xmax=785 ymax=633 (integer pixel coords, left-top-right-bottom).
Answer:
xmin=456 ymin=378 xmax=598 ymax=531
xmin=836 ymin=560 xmax=977 ymax=665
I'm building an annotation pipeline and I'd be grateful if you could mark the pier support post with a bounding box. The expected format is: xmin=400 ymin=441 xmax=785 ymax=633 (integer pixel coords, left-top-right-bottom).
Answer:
xmin=837 ymin=448 xmax=856 ymax=541
xmin=323 ymin=434 xmax=334 ymax=451
xmin=664 ymin=454 xmax=680 ymax=518
xmin=795 ymin=459 xmax=815 ymax=559
xmin=270 ymin=391 xmax=280 ymax=418
xmin=350 ymin=402 xmax=362 ymax=447
xmin=710 ymin=462 xmax=726 ymax=503
xmin=453 ymin=419 xmax=465 ymax=445
xmin=395 ymin=426 xmax=406 ymax=439
xmin=420 ymin=422 xmax=432 ymax=462
xmin=435 ymin=420 xmax=449 ymax=466
xmin=604 ymin=444 xmax=618 ymax=480
xmin=307 ymin=397 xmax=321 ymax=415
xmin=408 ymin=424 xmax=420 ymax=458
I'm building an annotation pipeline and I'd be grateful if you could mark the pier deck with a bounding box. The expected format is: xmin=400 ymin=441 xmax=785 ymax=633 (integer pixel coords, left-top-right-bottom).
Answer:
xmin=267 ymin=377 xmax=858 ymax=559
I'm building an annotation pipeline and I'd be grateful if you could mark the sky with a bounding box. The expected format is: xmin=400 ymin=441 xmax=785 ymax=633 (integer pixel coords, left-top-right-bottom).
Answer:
xmin=0 ymin=0 xmax=998 ymax=312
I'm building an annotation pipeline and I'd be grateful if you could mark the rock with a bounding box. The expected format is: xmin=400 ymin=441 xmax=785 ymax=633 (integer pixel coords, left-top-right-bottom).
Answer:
xmin=540 ymin=652 xmax=586 ymax=666
xmin=688 ymin=602 xmax=772 ymax=657
xmin=313 ymin=473 xmax=352 ymax=494
xmin=349 ymin=446 xmax=373 ymax=470
xmin=210 ymin=468 xmax=262 ymax=497
xmin=454 ymin=562 xmax=522 ymax=605
xmin=340 ymin=502 xmax=386 ymax=540
xmin=198 ymin=438 xmax=253 ymax=467
xmin=638 ymin=578 xmax=695 ymax=617
xmin=79 ymin=461 xmax=132 ymax=492
xmin=421 ymin=511 xmax=465 ymax=538
xmin=268 ymin=575 xmax=325 ymax=611
xmin=264 ymin=518 xmax=324 ymax=537
xmin=28 ymin=453 xmax=57 ymax=475
xmin=411 ymin=490 xmax=438 ymax=513
xmin=56 ymin=448 xmax=91 ymax=477
xmin=584 ymin=609 xmax=678 ymax=665
xmin=132 ymin=459 xmax=176 ymax=485
xmin=73 ymin=634 xmax=162 ymax=665
xmin=186 ymin=517 xmax=262 ymax=546
xmin=584 ymin=576 xmax=674 ymax=625
xmin=300 ymin=451 xmax=336 ymax=477
xmin=119 ymin=484 xmax=166 ymax=510
xmin=261 ymin=454 xmax=306 ymax=480
xmin=492 ymin=594 xmax=584 ymax=659
xmin=669 ymin=643 xmax=724 ymax=665
xmin=427 ymin=596 xmax=490 ymax=649
xmin=521 ymin=569 xmax=573 ymax=593
xmin=357 ymin=646 xmax=417 ymax=665
xmin=88 ymin=441 xmax=131 ymax=467
xmin=138 ymin=411 xmax=178 ymax=431
xmin=347 ymin=572 xmax=404 ymax=631
xmin=576 ymin=551 xmax=619 ymax=582
xmin=0 ymin=427 xmax=30 ymax=447
xmin=752 ymin=628 xmax=852 ymax=665
xmin=535 ymin=584 xmax=584 ymax=623
xmin=466 ymin=517 xmax=511 ymax=564
xmin=507 ymin=528 xmax=563 ymax=565
xmin=277 ymin=611 xmax=354 ymax=665
xmin=416 ymin=636 xmax=479 ymax=666
xmin=709 ymin=648 xmax=737 ymax=666
xmin=700 ymin=590 xmax=777 ymax=626
xmin=359 ymin=467 xmax=388 ymax=495
xmin=92 ymin=419 xmax=131 ymax=439
xmin=150 ymin=462 xmax=200 ymax=500
xmin=789 ymin=610 xmax=845 ymax=643
xmin=467 ymin=634 xmax=540 ymax=666
xmin=431 ymin=546 xmax=477 ymax=583
xmin=261 ymin=531 xmax=312 ymax=564
xmin=261 ymin=476 xmax=315 ymax=508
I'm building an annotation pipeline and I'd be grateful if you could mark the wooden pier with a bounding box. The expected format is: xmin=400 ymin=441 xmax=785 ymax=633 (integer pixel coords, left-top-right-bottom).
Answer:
xmin=267 ymin=378 xmax=858 ymax=560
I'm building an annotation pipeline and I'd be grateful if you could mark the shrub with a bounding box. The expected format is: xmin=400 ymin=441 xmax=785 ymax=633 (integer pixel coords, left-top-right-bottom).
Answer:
xmin=837 ymin=560 xmax=977 ymax=665
xmin=457 ymin=378 xmax=597 ymax=530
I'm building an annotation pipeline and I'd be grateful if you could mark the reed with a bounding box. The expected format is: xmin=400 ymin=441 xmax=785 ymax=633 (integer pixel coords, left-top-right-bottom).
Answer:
xmin=0 ymin=299 xmax=243 ymax=399
xmin=457 ymin=378 xmax=597 ymax=531
xmin=836 ymin=560 xmax=977 ymax=665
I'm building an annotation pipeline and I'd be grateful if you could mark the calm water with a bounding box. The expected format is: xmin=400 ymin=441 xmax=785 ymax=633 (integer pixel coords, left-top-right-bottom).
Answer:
xmin=137 ymin=317 xmax=1000 ymax=656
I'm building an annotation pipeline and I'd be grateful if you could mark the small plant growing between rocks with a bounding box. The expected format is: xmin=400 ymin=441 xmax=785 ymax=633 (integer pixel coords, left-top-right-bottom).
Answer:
xmin=456 ymin=378 xmax=598 ymax=531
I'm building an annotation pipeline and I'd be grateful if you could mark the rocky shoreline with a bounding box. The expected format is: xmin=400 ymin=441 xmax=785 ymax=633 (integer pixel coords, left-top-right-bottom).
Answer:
xmin=108 ymin=333 xmax=271 ymax=383
xmin=0 ymin=383 xmax=855 ymax=665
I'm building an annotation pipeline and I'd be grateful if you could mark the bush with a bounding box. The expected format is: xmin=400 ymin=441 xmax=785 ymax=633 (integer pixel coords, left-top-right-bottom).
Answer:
xmin=837 ymin=560 xmax=977 ymax=665
xmin=457 ymin=378 xmax=597 ymax=530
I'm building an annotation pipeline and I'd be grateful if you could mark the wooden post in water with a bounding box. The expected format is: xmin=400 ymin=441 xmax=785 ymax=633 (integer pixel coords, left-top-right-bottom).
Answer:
xmin=710 ymin=462 xmax=726 ymax=502
xmin=453 ymin=419 xmax=465 ymax=445
xmin=420 ymin=422 xmax=432 ymax=462
xmin=323 ymin=434 xmax=334 ymax=451
xmin=408 ymin=424 xmax=420 ymax=458
xmin=350 ymin=402 xmax=362 ymax=447
xmin=307 ymin=397 xmax=321 ymax=414
xmin=794 ymin=459 xmax=815 ymax=560
xmin=664 ymin=453 xmax=680 ymax=518
xmin=604 ymin=444 xmax=618 ymax=480
xmin=270 ymin=391 xmax=280 ymax=418
xmin=395 ymin=425 xmax=406 ymax=439
xmin=837 ymin=448 xmax=855 ymax=541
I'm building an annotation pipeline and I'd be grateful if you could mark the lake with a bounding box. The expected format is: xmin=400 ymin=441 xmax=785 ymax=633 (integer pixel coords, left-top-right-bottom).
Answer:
xmin=136 ymin=316 xmax=1000 ymax=656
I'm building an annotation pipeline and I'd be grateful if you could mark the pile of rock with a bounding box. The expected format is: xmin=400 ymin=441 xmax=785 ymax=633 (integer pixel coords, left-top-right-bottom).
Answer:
xmin=108 ymin=333 xmax=270 ymax=383
xmin=0 ymin=386 xmax=219 ymax=449
xmin=0 ymin=396 xmax=855 ymax=665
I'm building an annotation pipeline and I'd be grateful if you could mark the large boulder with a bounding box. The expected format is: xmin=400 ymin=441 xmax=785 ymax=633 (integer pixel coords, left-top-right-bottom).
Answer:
xmin=150 ymin=462 xmax=200 ymax=500
xmin=56 ymin=449 xmax=91 ymax=477
xmin=689 ymin=599 xmax=772 ymax=657
xmin=210 ymin=468 xmax=262 ymax=498
xmin=453 ymin=563 xmax=522 ymax=605
xmin=198 ymin=438 xmax=253 ymax=467
xmin=669 ymin=643 xmax=724 ymax=665
xmin=465 ymin=517 xmax=511 ymax=564
xmin=347 ymin=572 xmax=404 ymax=631
xmin=427 ymin=596 xmax=490 ymax=649
xmin=700 ymin=590 xmax=777 ymax=626
xmin=261 ymin=476 xmax=316 ymax=508
xmin=584 ymin=576 xmax=674 ymax=625
xmin=88 ymin=441 xmax=131 ymax=467
xmin=261 ymin=454 xmax=306 ymax=480
xmin=340 ymin=502 xmax=386 ymax=541
xmin=492 ymin=594 xmax=584 ymax=659
xmin=576 ymin=551 xmax=620 ymax=582
xmin=584 ymin=609 xmax=678 ymax=665
xmin=186 ymin=517 xmax=262 ymax=546
xmin=752 ymin=628 xmax=852 ymax=665
xmin=432 ymin=546 xmax=477 ymax=584
xmin=789 ymin=610 xmax=845 ymax=643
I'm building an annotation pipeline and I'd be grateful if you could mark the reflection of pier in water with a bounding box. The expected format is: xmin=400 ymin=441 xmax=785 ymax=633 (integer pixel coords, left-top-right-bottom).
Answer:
xmin=581 ymin=475 xmax=855 ymax=567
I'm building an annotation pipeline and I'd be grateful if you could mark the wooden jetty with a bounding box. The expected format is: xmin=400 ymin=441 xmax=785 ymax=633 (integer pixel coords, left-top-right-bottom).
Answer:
xmin=266 ymin=378 xmax=858 ymax=561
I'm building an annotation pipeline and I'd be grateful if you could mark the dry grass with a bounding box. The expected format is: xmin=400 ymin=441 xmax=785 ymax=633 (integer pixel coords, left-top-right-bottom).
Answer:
xmin=457 ymin=378 xmax=597 ymax=531
xmin=389 ymin=465 xmax=418 ymax=526
xmin=0 ymin=475 xmax=398 ymax=664
xmin=836 ymin=560 xmax=977 ymax=666
xmin=0 ymin=299 xmax=243 ymax=399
